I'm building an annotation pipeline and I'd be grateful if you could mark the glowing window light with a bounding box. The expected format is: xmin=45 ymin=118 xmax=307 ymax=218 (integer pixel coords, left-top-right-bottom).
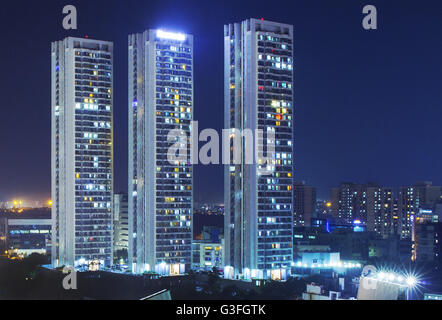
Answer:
xmin=156 ymin=30 xmax=186 ymax=41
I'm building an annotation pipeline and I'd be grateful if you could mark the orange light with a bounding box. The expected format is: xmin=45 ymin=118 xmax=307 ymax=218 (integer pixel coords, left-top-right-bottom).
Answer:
xmin=326 ymin=202 xmax=332 ymax=208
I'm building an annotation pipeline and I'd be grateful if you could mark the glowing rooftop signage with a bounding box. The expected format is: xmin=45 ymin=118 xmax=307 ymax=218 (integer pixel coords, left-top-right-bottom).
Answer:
xmin=156 ymin=30 xmax=186 ymax=41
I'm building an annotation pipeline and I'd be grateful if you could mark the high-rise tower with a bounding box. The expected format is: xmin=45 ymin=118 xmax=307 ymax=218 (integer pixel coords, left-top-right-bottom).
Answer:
xmin=128 ymin=29 xmax=193 ymax=275
xmin=223 ymin=19 xmax=294 ymax=280
xmin=51 ymin=37 xmax=114 ymax=268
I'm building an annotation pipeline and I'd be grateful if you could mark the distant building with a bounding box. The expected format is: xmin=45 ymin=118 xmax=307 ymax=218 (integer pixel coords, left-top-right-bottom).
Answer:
xmin=398 ymin=181 xmax=442 ymax=240
xmin=397 ymin=186 xmax=419 ymax=240
xmin=325 ymin=229 xmax=371 ymax=262
xmin=0 ymin=209 xmax=51 ymax=258
xmin=192 ymin=241 xmax=224 ymax=271
xmin=293 ymin=182 xmax=316 ymax=227
xmin=366 ymin=187 xmax=394 ymax=239
xmin=368 ymin=235 xmax=411 ymax=264
xmin=414 ymin=222 xmax=442 ymax=265
xmin=293 ymin=226 xmax=370 ymax=262
xmin=331 ymin=183 xmax=368 ymax=224
xmin=192 ymin=226 xmax=224 ymax=271
xmin=331 ymin=183 xmax=395 ymax=239
xmin=294 ymin=223 xmax=411 ymax=264
xmin=113 ymin=193 xmax=128 ymax=254
xmin=316 ymin=200 xmax=333 ymax=218
xmin=392 ymin=199 xmax=401 ymax=236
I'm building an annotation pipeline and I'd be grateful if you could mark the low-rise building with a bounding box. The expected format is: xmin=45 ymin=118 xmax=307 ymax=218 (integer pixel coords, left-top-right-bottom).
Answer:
xmin=415 ymin=222 xmax=442 ymax=265
xmin=0 ymin=208 xmax=51 ymax=258
xmin=302 ymin=283 xmax=354 ymax=300
xmin=192 ymin=226 xmax=224 ymax=271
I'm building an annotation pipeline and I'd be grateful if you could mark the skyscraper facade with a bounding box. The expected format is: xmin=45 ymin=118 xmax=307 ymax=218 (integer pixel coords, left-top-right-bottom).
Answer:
xmin=51 ymin=37 xmax=114 ymax=268
xmin=224 ymin=19 xmax=294 ymax=280
xmin=128 ymin=29 xmax=193 ymax=275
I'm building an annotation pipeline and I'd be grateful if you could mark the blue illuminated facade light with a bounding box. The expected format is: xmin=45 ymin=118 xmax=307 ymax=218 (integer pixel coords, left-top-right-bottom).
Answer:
xmin=156 ymin=29 xmax=186 ymax=41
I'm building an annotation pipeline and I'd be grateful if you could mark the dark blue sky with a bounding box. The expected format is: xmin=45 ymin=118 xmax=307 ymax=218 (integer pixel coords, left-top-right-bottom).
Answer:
xmin=0 ymin=0 xmax=441 ymax=203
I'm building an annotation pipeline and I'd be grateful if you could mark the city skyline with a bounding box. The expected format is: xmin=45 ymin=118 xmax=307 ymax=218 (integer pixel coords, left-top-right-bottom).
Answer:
xmin=1 ymin=0 xmax=442 ymax=303
xmin=1 ymin=0 xmax=442 ymax=203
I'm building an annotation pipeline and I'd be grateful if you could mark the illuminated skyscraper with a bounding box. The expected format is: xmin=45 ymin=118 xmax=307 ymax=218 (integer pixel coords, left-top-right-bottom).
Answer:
xmin=51 ymin=37 xmax=114 ymax=268
xmin=223 ymin=19 xmax=294 ymax=280
xmin=128 ymin=29 xmax=193 ymax=275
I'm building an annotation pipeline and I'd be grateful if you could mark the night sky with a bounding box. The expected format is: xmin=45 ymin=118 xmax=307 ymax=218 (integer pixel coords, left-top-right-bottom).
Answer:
xmin=0 ymin=0 xmax=441 ymax=204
